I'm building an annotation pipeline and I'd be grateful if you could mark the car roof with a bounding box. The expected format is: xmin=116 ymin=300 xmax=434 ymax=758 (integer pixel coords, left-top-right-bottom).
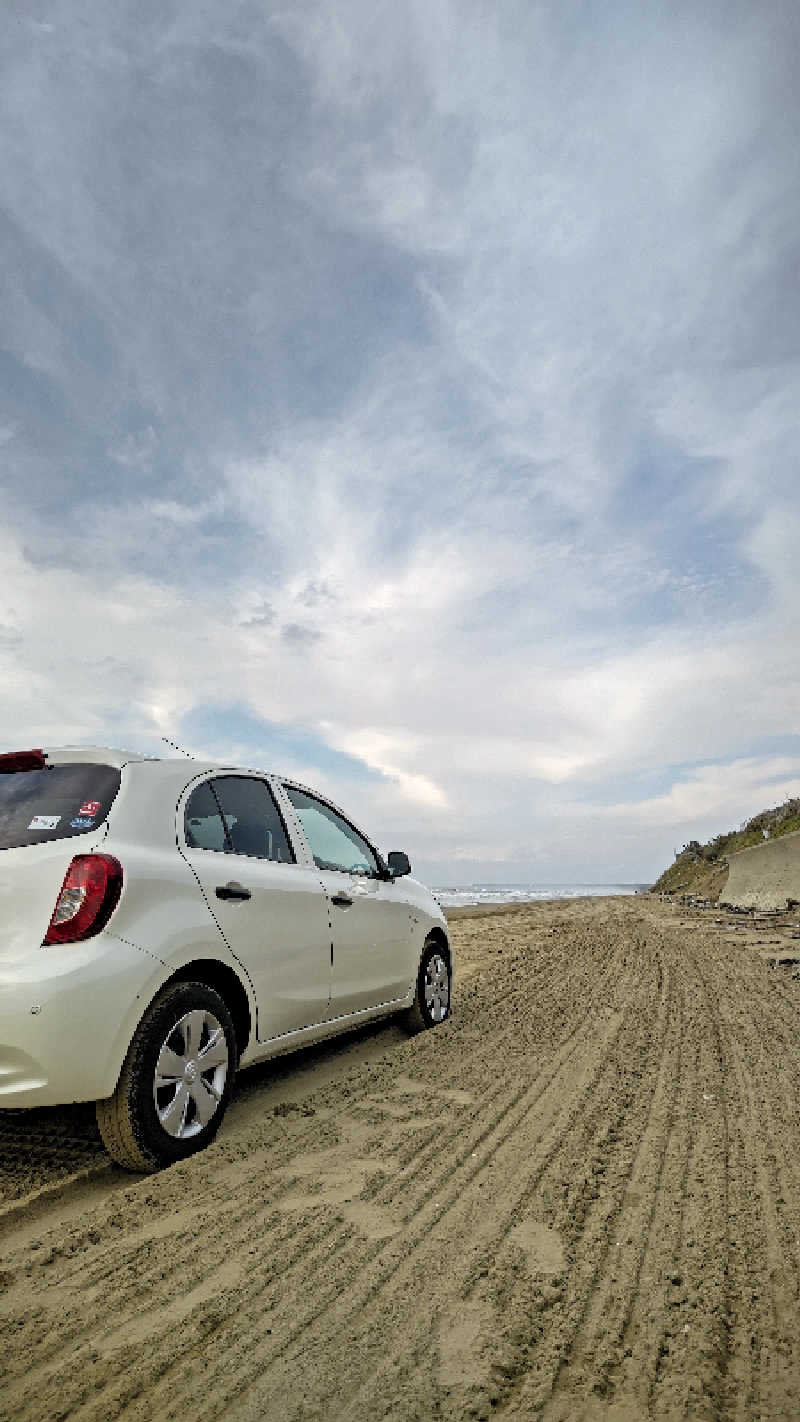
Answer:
xmin=42 ymin=749 xmax=336 ymax=796
xmin=43 ymin=747 xmax=250 ymax=776
xmin=44 ymin=746 xmax=159 ymax=769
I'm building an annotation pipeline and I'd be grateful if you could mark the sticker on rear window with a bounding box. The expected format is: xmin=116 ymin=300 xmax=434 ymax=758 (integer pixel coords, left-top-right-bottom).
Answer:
xmin=28 ymin=815 xmax=61 ymax=830
xmin=70 ymin=816 xmax=95 ymax=829
xmin=78 ymin=800 xmax=102 ymax=817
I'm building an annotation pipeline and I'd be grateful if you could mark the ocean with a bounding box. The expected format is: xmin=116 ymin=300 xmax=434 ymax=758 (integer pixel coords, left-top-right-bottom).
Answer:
xmin=431 ymin=882 xmax=649 ymax=908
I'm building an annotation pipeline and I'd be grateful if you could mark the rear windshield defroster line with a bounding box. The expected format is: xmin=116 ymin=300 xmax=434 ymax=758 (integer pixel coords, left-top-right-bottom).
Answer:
xmin=0 ymin=764 xmax=121 ymax=850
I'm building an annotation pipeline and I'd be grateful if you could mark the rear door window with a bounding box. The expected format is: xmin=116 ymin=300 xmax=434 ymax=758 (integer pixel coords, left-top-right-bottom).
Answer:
xmin=184 ymin=777 xmax=295 ymax=863
xmin=0 ymin=764 xmax=121 ymax=850
xmin=184 ymin=781 xmax=229 ymax=852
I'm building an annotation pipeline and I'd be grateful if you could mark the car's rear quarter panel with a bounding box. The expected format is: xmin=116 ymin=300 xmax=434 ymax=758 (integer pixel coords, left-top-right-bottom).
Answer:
xmin=0 ymin=837 xmax=103 ymax=960
xmin=0 ymin=759 xmax=255 ymax=1107
xmin=0 ymin=933 xmax=168 ymax=1106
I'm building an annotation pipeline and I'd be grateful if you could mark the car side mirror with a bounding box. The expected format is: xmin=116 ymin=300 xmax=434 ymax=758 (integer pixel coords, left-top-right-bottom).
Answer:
xmin=386 ymin=850 xmax=411 ymax=878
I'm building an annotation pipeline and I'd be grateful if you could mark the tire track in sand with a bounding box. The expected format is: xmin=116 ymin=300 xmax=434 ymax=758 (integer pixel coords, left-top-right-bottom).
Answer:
xmin=2 ymin=900 xmax=800 ymax=1421
xmin=0 ymin=926 xmax=610 ymax=1406
xmin=1 ymin=929 xmax=628 ymax=1421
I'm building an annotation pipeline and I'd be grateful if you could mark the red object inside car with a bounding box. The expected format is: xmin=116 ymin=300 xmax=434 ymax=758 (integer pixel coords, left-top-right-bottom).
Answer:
xmin=0 ymin=750 xmax=47 ymax=772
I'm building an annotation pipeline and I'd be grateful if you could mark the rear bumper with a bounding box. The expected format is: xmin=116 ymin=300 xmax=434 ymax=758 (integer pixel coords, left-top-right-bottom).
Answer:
xmin=0 ymin=933 xmax=165 ymax=1108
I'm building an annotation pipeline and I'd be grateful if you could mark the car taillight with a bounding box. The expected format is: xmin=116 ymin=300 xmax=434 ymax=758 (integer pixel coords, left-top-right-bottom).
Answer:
xmin=43 ymin=854 xmax=123 ymax=945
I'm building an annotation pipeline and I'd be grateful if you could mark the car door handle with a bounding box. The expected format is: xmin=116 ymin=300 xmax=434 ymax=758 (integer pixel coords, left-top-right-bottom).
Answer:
xmin=330 ymin=893 xmax=353 ymax=908
xmin=216 ymin=882 xmax=251 ymax=901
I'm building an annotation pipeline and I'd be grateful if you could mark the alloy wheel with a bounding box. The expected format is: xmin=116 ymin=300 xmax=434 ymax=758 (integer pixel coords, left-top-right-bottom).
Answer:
xmin=153 ymin=1008 xmax=230 ymax=1139
xmin=424 ymin=953 xmax=450 ymax=1023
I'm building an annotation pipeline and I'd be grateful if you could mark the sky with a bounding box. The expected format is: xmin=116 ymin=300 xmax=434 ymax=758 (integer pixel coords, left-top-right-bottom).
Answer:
xmin=2 ymin=0 xmax=799 ymax=885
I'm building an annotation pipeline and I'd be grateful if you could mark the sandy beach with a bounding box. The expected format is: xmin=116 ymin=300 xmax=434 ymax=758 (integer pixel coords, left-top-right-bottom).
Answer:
xmin=2 ymin=894 xmax=800 ymax=1420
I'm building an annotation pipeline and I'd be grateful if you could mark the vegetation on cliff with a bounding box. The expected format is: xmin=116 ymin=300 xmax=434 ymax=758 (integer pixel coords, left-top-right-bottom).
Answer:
xmin=651 ymin=796 xmax=800 ymax=899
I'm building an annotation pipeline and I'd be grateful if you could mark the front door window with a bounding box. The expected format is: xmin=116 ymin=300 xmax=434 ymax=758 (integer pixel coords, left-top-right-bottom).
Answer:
xmin=284 ymin=787 xmax=379 ymax=876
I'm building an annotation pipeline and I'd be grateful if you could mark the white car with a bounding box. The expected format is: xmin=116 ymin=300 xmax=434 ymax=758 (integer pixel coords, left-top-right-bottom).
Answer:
xmin=0 ymin=747 xmax=451 ymax=1171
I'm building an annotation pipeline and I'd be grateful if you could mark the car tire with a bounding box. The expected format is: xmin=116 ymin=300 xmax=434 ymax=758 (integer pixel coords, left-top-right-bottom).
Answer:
xmin=405 ymin=940 xmax=451 ymax=1034
xmin=96 ymin=980 xmax=237 ymax=1173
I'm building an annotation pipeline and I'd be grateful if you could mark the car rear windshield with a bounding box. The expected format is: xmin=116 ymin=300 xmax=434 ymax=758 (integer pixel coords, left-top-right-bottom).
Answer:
xmin=0 ymin=763 xmax=121 ymax=850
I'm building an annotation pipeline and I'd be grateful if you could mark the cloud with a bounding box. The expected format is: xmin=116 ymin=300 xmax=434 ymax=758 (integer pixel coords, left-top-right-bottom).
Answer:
xmin=281 ymin=623 xmax=322 ymax=646
xmin=1 ymin=1 xmax=798 ymax=881
xmin=604 ymin=757 xmax=800 ymax=834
